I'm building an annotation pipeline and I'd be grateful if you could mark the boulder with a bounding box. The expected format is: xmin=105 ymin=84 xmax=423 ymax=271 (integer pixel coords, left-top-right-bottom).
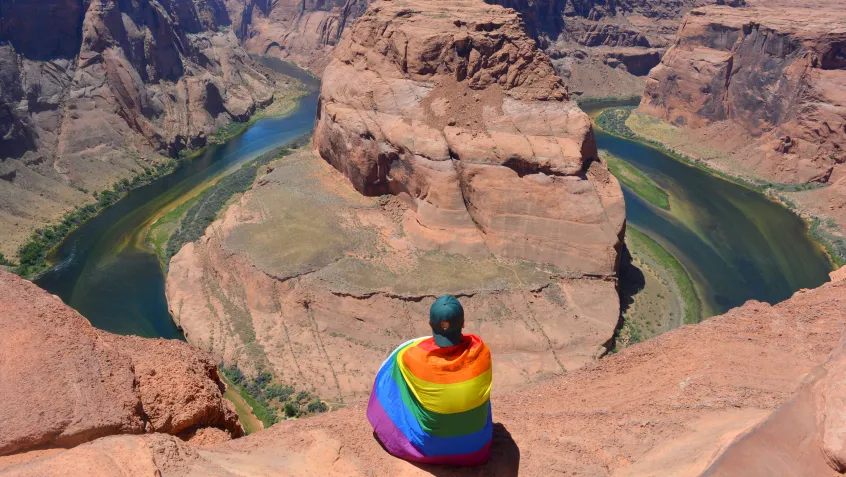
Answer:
xmin=0 ymin=270 xmax=242 ymax=456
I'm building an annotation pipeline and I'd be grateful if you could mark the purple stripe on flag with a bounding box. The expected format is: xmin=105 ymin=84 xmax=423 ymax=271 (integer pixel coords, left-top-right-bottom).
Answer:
xmin=367 ymin=390 xmax=492 ymax=466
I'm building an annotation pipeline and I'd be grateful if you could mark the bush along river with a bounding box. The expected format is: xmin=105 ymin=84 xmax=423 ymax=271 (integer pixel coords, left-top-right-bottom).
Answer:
xmin=36 ymin=59 xmax=320 ymax=339
xmin=583 ymin=101 xmax=833 ymax=335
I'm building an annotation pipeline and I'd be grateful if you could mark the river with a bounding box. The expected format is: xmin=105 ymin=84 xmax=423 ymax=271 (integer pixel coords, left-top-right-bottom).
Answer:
xmin=35 ymin=90 xmax=832 ymax=338
xmin=36 ymin=59 xmax=320 ymax=338
xmin=583 ymin=101 xmax=832 ymax=318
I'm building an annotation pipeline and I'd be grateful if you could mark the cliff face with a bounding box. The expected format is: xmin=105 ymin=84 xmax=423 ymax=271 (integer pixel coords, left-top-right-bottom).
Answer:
xmin=0 ymin=270 xmax=242 ymax=457
xmin=484 ymin=0 xmax=735 ymax=98
xmin=0 ymin=0 xmax=284 ymax=259
xmin=315 ymin=0 xmax=625 ymax=274
xmin=224 ymin=0 xmax=369 ymax=72
xmin=16 ymin=266 xmax=846 ymax=476
xmin=640 ymin=6 xmax=846 ymax=184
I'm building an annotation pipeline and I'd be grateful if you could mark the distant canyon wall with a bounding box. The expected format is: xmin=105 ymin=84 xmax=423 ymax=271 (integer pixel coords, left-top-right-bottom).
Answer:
xmin=224 ymin=0 xmax=369 ymax=72
xmin=640 ymin=5 xmax=846 ymax=185
xmin=484 ymin=0 xmax=741 ymax=98
xmin=0 ymin=0 xmax=284 ymax=258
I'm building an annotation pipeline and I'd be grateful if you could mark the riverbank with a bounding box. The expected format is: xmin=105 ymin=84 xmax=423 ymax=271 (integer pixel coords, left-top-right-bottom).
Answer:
xmin=146 ymin=138 xmax=310 ymax=269
xmin=10 ymin=82 xmax=308 ymax=280
xmin=597 ymin=107 xmax=846 ymax=267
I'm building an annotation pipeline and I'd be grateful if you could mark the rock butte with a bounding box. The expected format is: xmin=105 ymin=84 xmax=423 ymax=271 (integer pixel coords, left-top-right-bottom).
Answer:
xmin=314 ymin=0 xmax=625 ymax=274
xmin=166 ymin=0 xmax=626 ymax=402
xmin=0 ymin=270 xmax=242 ymax=457
xmin=5 ymin=270 xmax=846 ymax=475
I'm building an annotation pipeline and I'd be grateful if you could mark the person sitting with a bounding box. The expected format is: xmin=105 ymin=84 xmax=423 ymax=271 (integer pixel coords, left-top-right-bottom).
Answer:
xmin=367 ymin=295 xmax=493 ymax=465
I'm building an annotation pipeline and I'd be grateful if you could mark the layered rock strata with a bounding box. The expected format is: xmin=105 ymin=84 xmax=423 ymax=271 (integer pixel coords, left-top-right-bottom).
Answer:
xmin=0 ymin=270 xmax=242 ymax=457
xmin=314 ymin=0 xmax=625 ymax=275
xmin=485 ymin=0 xmax=734 ymax=98
xmin=0 ymin=0 xmax=291 ymax=259
xmin=166 ymin=0 xmax=625 ymax=402
xmin=640 ymin=6 xmax=846 ymax=186
xmin=18 ymin=267 xmax=846 ymax=476
xmin=167 ymin=150 xmax=622 ymax=401
xmin=224 ymin=0 xmax=369 ymax=73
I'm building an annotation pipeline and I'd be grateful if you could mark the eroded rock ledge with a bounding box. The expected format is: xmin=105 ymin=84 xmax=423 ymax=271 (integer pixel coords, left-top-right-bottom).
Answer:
xmin=18 ymin=268 xmax=846 ymax=476
xmin=0 ymin=271 xmax=242 ymax=457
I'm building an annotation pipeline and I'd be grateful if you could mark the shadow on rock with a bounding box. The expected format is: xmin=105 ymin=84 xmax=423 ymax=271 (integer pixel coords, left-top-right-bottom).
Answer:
xmin=618 ymin=243 xmax=645 ymax=317
xmin=411 ymin=423 xmax=520 ymax=477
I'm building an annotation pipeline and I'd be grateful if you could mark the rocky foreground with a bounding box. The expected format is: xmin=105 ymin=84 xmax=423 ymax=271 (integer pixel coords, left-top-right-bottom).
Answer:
xmin=0 ymin=0 xmax=295 ymax=259
xmin=0 ymin=271 xmax=242 ymax=457
xmin=5 ymin=265 xmax=846 ymax=475
xmin=167 ymin=0 xmax=626 ymax=401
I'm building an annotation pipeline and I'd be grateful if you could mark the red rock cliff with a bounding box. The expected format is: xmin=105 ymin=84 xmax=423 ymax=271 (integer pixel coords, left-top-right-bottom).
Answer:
xmin=0 ymin=0 xmax=287 ymax=258
xmin=640 ymin=5 xmax=846 ymax=184
xmin=224 ymin=0 xmax=369 ymax=72
xmin=314 ymin=0 xmax=625 ymax=276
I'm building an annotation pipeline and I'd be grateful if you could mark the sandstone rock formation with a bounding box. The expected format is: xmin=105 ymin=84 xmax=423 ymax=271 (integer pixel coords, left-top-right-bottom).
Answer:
xmin=16 ymin=270 xmax=846 ymax=476
xmin=640 ymin=5 xmax=846 ymax=185
xmin=486 ymin=0 xmax=734 ymax=98
xmin=167 ymin=0 xmax=626 ymax=402
xmin=0 ymin=270 xmax=242 ymax=456
xmin=702 ymin=332 xmax=846 ymax=476
xmin=314 ymin=0 xmax=625 ymax=275
xmin=167 ymin=150 xmax=621 ymax=402
xmin=225 ymin=0 xmax=369 ymax=73
xmin=0 ymin=0 xmax=294 ymax=259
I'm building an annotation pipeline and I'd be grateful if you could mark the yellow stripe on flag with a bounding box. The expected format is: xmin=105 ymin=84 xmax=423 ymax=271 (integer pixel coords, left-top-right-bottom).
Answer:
xmin=397 ymin=340 xmax=492 ymax=414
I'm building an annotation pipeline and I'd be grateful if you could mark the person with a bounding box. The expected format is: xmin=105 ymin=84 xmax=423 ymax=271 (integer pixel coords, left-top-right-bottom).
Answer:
xmin=367 ymin=295 xmax=493 ymax=465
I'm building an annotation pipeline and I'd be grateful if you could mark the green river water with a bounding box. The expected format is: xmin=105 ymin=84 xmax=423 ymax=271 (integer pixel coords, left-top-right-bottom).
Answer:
xmin=35 ymin=94 xmax=832 ymax=337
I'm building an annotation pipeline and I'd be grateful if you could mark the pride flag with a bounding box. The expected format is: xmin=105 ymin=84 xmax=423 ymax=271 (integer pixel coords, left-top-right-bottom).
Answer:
xmin=366 ymin=334 xmax=493 ymax=466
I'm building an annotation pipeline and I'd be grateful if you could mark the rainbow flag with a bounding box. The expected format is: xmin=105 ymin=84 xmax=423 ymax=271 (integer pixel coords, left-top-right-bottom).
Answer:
xmin=367 ymin=334 xmax=493 ymax=465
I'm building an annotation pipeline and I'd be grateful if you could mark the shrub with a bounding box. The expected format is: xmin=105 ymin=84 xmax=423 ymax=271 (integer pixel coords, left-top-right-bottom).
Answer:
xmin=307 ymin=400 xmax=328 ymax=414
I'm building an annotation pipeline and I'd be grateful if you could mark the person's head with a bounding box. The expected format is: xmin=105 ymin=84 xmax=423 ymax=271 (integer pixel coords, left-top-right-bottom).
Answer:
xmin=429 ymin=295 xmax=464 ymax=347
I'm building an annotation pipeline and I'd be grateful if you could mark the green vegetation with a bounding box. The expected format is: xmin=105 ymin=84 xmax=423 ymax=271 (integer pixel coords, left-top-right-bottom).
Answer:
xmin=219 ymin=364 xmax=327 ymax=429
xmin=0 ymin=253 xmax=13 ymax=267
xmin=221 ymin=374 xmax=265 ymax=434
xmin=811 ymin=217 xmax=846 ymax=268
xmin=596 ymin=107 xmax=845 ymax=269
xmin=14 ymin=159 xmax=181 ymax=278
xmin=595 ymin=106 xmax=639 ymax=138
xmin=601 ymin=151 xmax=670 ymax=210
xmin=147 ymin=194 xmax=203 ymax=265
xmin=164 ymin=135 xmax=311 ymax=266
xmin=628 ymin=227 xmax=701 ymax=325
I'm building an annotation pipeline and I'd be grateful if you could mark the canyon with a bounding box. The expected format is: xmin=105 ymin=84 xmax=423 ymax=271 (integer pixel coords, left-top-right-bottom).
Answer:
xmin=0 ymin=0 xmax=297 ymax=260
xmin=635 ymin=2 xmax=846 ymax=255
xmin=167 ymin=0 xmax=626 ymax=401
xmin=2 ymin=0 xmax=846 ymax=476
